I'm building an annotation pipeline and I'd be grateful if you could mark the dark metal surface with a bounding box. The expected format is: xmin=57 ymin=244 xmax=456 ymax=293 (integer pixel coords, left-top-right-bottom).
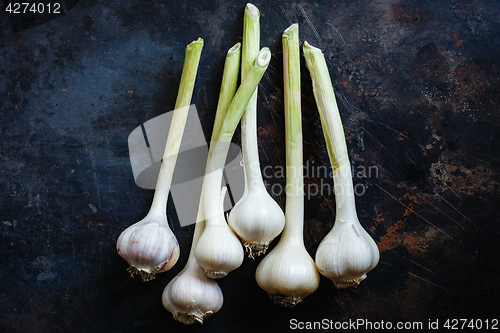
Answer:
xmin=1 ymin=0 xmax=499 ymax=332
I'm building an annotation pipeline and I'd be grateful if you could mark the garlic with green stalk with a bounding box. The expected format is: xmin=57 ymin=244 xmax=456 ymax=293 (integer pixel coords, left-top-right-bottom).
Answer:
xmin=195 ymin=47 xmax=272 ymax=278
xmin=194 ymin=187 xmax=243 ymax=279
xmin=116 ymin=38 xmax=203 ymax=281
xmin=161 ymin=42 xmax=242 ymax=324
xmin=227 ymin=3 xmax=285 ymax=258
xmin=255 ymin=25 xmax=320 ymax=307
xmin=303 ymin=41 xmax=379 ymax=288
xmin=162 ymin=210 xmax=223 ymax=324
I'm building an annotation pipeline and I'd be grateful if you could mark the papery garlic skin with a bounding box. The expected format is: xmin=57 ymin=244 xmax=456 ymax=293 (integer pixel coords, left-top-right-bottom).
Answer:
xmin=228 ymin=178 xmax=285 ymax=257
xmin=116 ymin=212 xmax=179 ymax=281
xmin=255 ymin=238 xmax=320 ymax=307
xmin=195 ymin=187 xmax=244 ymax=278
xmin=162 ymin=258 xmax=223 ymax=325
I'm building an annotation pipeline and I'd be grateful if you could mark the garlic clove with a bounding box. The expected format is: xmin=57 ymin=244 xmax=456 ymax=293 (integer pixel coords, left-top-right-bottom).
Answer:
xmin=315 ymin=217 xmax=379 ymax=288
xmin=228 ymin=187 xmax=285 ymax=258
xmin=162 ymin=259 xmax=223 ymax=325
xmin=255 ymin=239 xmax=320 ymax=307
xmin=116 ymin=213 xmax=179 ymax=281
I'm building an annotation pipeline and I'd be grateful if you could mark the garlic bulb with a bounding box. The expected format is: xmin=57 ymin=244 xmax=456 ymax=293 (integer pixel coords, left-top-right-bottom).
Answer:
xmin=303 ymin=41 xmax=379 ymax=288
xmin=255 ymin=24 xmax=320 ymax=307
xmin=314 ymin=162 xmax=379 ymax=288
xmin=227 ymin=3 xmax=285 ymax=258
xmin=228 ymin=178 xmax=285 ymax=257
xmin=162 ymin=246 xmax=223 ymax=324
xmin=116 ymin=212 xmax=179 ymax=281
xmin=255 ymin=237 xmax=320 ymax=307
xmin=315 ymin=215 xmax=379 ymax=288
xmin=195 ymin=187 xmax=244 ymax=278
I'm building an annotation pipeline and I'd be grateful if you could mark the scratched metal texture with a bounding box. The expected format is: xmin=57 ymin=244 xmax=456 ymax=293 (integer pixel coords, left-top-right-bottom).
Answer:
xmin=0 ymin=0 xmax=499 ymax=332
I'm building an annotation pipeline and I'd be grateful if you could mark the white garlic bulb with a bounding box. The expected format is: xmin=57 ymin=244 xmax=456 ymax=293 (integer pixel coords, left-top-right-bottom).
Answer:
xmin=314 ymin=162 xmax=379 ymax=288
xmin=116 ymin=211 xmax=180 ymax=281
xmin=195 ymin=187 xmax=244 ymax=278
xmin=228 ymin=177 xmax=285 ymax=257
xmin=315 ymin=214 xmax=379 ymax=288
xmin=255 ymin=236 xmax=320 ymax=307
xmin=162 ymin=257 xmax=223 ymax=324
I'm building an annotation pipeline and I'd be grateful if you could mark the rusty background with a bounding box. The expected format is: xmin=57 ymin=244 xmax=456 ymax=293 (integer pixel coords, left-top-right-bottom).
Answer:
xmin=0 ymin=0 xmax=499 ymax=332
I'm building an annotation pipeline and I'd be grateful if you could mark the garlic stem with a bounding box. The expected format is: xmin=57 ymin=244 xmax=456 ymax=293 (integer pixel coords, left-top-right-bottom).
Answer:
xmin=195 ymin=47 xmax=272 ymax=278
xmin=228 ymin=3 xmax=285 ymax=258
xmin=241 ymin=3 xmax=264 ymax=193
xmin=149 ymin=38 xmax=204 ymax=214
xmin=205 ymin=47 xmax=272 ymax=218
xmin=211 ymin=43 xmax=242 ymax=142
xmin=116 ymin=38 xmax=203 ymax=281
xmin=282 ymin=25 xmax=304 ymax=242
xmin=255 ymin=25 xmax=319 ymax=307
xmin=193 ymin=42 xmax=241 ymax=227
xmin=303 ymin=41 xmax=379 ymax=288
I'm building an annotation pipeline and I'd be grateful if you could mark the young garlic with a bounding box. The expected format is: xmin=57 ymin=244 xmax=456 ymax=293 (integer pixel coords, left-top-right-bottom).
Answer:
xmin=195 ymin=47 xmax=272 ymax=278
xmin=116 ymin=38 xmax=203 ymax=281
xmin=162 ymin=217 xmax=223 ymax=324
xmin=195 ymin=187 xmax=243 ymax=278
xmin=255 ymin=25 xmax=320 ymax=307
xmin=161 ymin=42 xmax=242 ymax=324
xmin=116 ymin=212 xmax=179 ymax=281
xmin=303 ymin=41 xmax=379 ymax=288
xmin=255 ymin=237 xmax=320 ymax=307
xmin=227 ymin=3 xmax=285 ymax=258
xmin=228 ymin=182 xmax=285 ymax=258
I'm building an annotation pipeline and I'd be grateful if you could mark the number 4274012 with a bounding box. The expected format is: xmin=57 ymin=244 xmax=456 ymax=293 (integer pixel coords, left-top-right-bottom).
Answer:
xmin=5 ymin=3 xmax=61 ymax=14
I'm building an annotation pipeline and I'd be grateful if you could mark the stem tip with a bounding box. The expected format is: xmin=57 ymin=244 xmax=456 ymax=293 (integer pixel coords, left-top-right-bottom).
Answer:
xmin=256 ymin=47 xmax=271 ymax=68
xmin=245 ymin=3 xmax=260 ymax=17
